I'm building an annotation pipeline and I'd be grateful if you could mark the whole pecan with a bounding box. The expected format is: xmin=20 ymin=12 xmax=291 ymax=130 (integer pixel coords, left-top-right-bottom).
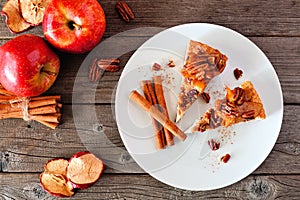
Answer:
xmin=241 ymin=110 xmax=255 ymax=119
xmin=115 ymin=1 xmax=135 ymax=22
xmin=221 ymin=102 xmax=238 ymax=117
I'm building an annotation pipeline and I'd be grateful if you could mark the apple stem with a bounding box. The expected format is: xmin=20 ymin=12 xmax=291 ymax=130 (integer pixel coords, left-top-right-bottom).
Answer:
xmin=68 ymin=21 xmax=82 ymax=31
xmin=41 ymin=67 xmax=57 ymax=76
xmin=73 ymin=23 xmax=82 ymax=30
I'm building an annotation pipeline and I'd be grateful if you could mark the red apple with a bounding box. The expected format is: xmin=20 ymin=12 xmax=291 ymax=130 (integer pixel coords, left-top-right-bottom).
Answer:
xmin=0 ymin=34 xmax=60 ymax=97
xmin=66 ymin=151 xmax=105 ymax=189
xmin=42 ymin=0 xmax=106 ymax=54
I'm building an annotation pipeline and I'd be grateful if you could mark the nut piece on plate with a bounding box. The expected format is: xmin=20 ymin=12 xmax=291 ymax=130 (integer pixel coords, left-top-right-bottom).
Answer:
xmin=201 ymin=92 xmax=210 ymax=104
xmin=221 ymin=153 xmax=231 ymax=163
xmin=66 ymin=151 xmax=105 ymax=189
xmin=19 ymin=0 xmax=51 ymax=26
xmin=40 ymin=158 xmax=74 ymax=197
xmin=233 ymin=68 xmax=243 ymax=80
xmin=1 ymin=0 xmax=31 ymax=33
xmin=208 ymin=139 xmax=220 ymax=151
xmin=167 ymin=60 xmax=176 ymax=68
xmin=151 ymin=62 xmax=162 ymax=71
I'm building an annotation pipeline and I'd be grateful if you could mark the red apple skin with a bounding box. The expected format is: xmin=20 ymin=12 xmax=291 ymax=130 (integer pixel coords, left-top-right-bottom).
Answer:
xmin=0 ymin=34 xmax=60 ymax=97
xmin=42 ymin=0 xmax=106 ymax=54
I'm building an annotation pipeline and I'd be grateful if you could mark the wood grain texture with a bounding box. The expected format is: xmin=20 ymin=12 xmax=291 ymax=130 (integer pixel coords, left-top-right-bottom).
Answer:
xmin=0 ymin=0 xmax=300 ymax=37
xmin=0 ymin=105 xmax=299 ymax=174
xmin=0 ymin=0 xmax=299 ymax=198
xmin=0 ymin=173 xmax=299 ymax=199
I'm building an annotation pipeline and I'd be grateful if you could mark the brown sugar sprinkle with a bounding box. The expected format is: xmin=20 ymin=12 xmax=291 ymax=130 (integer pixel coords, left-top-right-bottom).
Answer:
xmin=152 ymin=62 xmax=162 ymax=71
xmin=234 ymin=68 xmax=243 ymax=80
xmin=221 ymin=153 xmax=231 ymax=163
xmin=167 ymin=60 xmax=176 ymax=68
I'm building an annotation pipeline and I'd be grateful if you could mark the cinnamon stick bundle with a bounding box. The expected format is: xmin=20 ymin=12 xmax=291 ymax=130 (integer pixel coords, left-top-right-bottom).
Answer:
xmin=0 ymin=84 xmax=62 ymax=129
xmin=141 ymin=80 xmax=166 ymax=149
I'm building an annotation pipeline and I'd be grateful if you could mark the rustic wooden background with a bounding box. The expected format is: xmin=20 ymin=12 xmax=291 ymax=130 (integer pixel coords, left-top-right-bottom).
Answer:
xmin=0 ymin=0 xmax=299 ymax=199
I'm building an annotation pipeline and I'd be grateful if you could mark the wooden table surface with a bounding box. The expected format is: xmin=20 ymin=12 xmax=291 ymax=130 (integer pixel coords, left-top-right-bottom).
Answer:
xmin=0 ymin=0 xmax=299 ymax=199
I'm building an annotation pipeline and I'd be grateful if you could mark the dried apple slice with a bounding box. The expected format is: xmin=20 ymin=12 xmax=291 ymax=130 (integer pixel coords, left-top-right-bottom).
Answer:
xmin=19 ymin=0 xmax=51 ymax=26
xmin=40 ymin=158 xmax=74 ymax=197
xmin=66 ymin=151 xmax=105 ymax=189
xmin=1 ymin=0 xmax=31 ymax=33
xmin=40 ymin=172 xmax=74 ymax=198
xmin=44 ymin=158 xmax=69 ymax=176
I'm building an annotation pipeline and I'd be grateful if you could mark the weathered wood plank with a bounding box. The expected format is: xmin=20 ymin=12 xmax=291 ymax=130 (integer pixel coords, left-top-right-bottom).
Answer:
xmin=0 ymin=173 xmax=299 ymax=199
xmin=0 ymin=105 xmax=299 ymax=174
xmin=0 ymin=0 xmax=300 ymax=38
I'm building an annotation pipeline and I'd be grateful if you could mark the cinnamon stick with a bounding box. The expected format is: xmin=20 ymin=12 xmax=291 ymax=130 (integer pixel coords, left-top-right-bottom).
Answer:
xmin=153 ymin=76 xmax=174 ymax=146
xmin=129 ymin=90 xmax=187 ymax=141
xmin=0 ymin=105 xmax=58 ymax=119
xmin=28 ymin=99 xmax=57 ymax=108
xmin=141 ymin=80 xmax=165 ymax=149
xmin=34 ymin=119 xmax=58 ymax=130
xmin=31 ymin=96 xmax=61 ymax=101
xmin=0 ymin=98 xmax=58 ymax=114
xmin=31 ymin=114 xmax=61 ymax=123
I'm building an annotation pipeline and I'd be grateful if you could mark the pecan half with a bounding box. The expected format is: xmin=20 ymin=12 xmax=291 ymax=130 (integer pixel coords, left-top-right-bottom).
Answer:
xmin=201 ymin=92 xmax=210 ymax=103
xmin=217 ymin=57 xmax=226 ymax=73
xmin=97 ymin=58 xmax=120 ymax=72
xmin=115 ymin=1 xmax=135 ymax=22
xmin=221 ymin=102 xmax=238 ymax=116
xmin=89 ymin=58 xmax=104 ymax=82
xmin=198 ymin=121 xmax=209 ymax=132
xmin=98 ymin=64 xmax=120 ymax=72
xmin=233 ymin=87 xmax=245 ymax=105
xmin=210 ymin=109 xmax=221 ymax=128
xmin=241 ymin=110 xmax=255 ymax=119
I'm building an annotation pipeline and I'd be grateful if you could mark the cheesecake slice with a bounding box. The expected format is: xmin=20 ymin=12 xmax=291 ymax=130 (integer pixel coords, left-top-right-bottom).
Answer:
xmin=192 ymin=81 xmax=266 ymax=132
xmin=176 ymin=40 xmax=228 ymax=122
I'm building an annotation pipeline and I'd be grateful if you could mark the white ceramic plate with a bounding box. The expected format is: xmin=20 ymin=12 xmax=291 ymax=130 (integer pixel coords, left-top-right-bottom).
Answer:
xmin=115 ymin=23 xmax=283 ymax=191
